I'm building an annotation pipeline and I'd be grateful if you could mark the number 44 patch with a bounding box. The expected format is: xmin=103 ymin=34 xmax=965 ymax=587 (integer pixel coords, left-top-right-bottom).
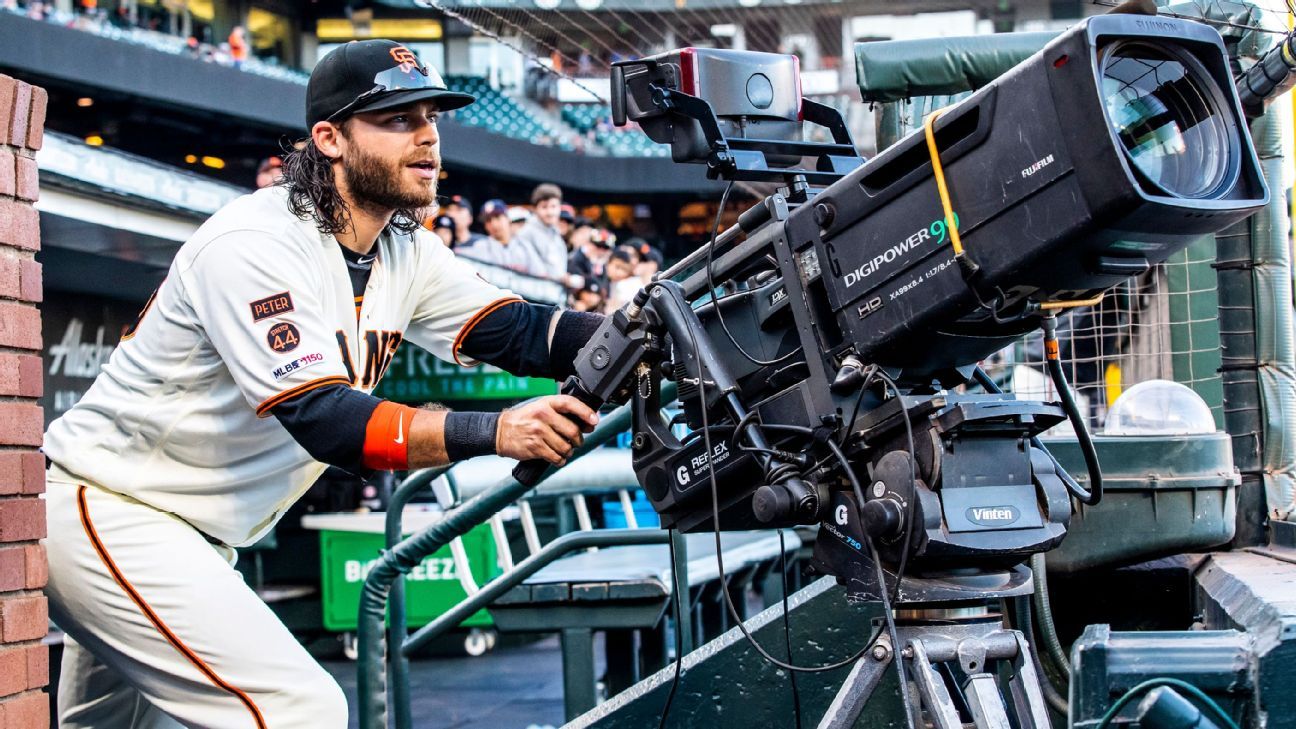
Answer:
xmin=267 ymin=322 xmax=301 ymax=353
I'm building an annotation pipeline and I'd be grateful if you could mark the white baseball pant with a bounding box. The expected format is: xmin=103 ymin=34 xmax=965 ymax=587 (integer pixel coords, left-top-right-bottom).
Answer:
xmin=44 ymin=466 xmax=348 ymax=728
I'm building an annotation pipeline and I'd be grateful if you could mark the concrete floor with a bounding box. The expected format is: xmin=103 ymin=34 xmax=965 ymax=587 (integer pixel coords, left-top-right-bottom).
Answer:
xmin=325 ymin=634 xmax=576 ymax=729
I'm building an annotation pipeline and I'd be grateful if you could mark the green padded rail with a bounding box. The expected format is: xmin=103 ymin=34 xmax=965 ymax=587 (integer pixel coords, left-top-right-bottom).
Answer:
xmin=855 ymin=31 xmax=1057 ymax=103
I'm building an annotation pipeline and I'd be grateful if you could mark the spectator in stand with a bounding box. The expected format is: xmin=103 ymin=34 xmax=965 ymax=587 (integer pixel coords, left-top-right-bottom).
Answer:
xmin=571 ymin=280 xmax=605 ymax=312
xmin=513 ymin=183 xmax=573 ymax=285
xmin=604 ymin=244 xmax=643 ymax=312
xmin=631 ymin=239 xmax=664 ymax=279
xmin=255 ymin=156 xmax=283 ymax=189
xmin=558 ymin=204 xmax=576 ymax=242
xmin=458 ymin=199 xmax=528 ymax=271
xmin=508 ymin=206 xmax=530 ymax=236
xmin=228 ymin=25 xmax=249 ymax=70
xmin=429 ymin=215 xmax=455 ymax=247
xmin=442 ymin=195 xmax=486 ymax=250
xmin=568 ymin=221 xmax=611 ymax=292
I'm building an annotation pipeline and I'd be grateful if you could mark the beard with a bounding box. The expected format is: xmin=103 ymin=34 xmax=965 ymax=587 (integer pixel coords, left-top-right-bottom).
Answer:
xmin=341 ymin=143 xmax=438 ymax=214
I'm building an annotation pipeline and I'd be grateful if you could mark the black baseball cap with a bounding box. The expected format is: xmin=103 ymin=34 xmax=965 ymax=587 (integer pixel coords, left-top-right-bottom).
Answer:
xmin=445 ymin=194 xmax=473 ymax=213
xmin=307 ymin=40 xmax=475 ymax=127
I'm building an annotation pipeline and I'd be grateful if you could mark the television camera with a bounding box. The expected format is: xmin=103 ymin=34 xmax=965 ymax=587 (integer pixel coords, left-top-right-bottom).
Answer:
xmin=509 ymin=13 xmax=1268 ymax=725
xmin=516 ymin=14 xmax=1265 ymax=604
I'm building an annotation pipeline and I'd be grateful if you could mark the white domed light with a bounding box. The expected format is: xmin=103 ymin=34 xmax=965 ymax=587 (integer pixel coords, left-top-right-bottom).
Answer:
xmin=535 ymin=0 xmax=561 ymax=9
xmin=575 ymin=0 xmax=602 ymax=8
xmin=738 ymin=0 xmax=762 ymax=6
xmin=1104 ymin=380 xmax=1216 ymax=436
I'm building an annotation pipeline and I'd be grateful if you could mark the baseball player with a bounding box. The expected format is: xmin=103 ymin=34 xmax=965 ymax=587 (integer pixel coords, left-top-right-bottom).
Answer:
xmin=42 ymin=41 xmax=603 ymax=728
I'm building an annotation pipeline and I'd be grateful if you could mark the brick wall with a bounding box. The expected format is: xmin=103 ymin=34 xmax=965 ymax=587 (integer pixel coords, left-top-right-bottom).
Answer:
xmin=0 ymin=75 xmax=47 ymax=729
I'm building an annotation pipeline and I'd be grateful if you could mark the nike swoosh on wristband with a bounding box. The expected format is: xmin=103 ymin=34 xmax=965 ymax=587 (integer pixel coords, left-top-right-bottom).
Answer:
xmin=395 ymin=414 xmax=405 ymax=445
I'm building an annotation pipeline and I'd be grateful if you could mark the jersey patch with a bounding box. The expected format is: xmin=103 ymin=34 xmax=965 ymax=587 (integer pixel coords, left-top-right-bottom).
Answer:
xmin=271 ymin=352 xmax=325 ymax=381
xmin=250 ymin=292 xmax=295 ymax=322
xmin=267 ymin=322 xmax=301 ymax=353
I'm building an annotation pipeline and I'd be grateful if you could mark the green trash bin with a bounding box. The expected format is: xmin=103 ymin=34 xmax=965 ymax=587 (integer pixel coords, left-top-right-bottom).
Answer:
xmin=307 ymin=513 xmax=500 ymax=634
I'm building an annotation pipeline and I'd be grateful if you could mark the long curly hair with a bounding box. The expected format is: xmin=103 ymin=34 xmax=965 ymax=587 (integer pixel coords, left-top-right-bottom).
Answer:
xmin=277 ymin=132 xmax=423 ymax=237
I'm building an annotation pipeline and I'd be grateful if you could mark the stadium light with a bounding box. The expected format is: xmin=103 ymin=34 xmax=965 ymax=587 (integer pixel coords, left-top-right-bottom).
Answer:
xmin=200 ymin=156 xmax=226 ymax=170
xmin=184 ymin=154 xmax=198 ymax=164
xmin=76 ymin=97 xmax=94 ymax=108
xmin=84 ymin=134 xmax=104 ymax=147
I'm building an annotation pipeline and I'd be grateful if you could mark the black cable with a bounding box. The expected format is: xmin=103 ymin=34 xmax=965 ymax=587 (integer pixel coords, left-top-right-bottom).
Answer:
xmin=1043 ymin=355 xmax=1103 ymax=506
xmin=972 ymin=366 xmax=1099 ymax=506
xmin=828 ymin=437 xmax=917 ymax=729
xmin=1008 ymin=597 xmax=1074 ymax=716
xmin=704 ymin=181 xmax=802 ymax=367
xmin=657 ymin=529 xmax=685 ymax=729
xmin=864 ymin=369 xmax=919 ymax=598
xmin=838 ymin=365 xmax=873 ymax=449
xmin=675 ymin=285 xmax=880 ymax=673
xmin=777 ymin=530 xmax=804 ymax=729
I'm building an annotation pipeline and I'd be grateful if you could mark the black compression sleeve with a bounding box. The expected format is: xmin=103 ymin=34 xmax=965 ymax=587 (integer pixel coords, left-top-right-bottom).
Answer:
xmin=444 ymin=411 xmax=500 ymax=461
xmin=458 ymin=301 xmax=555 ymax=377
xmin=271 ymin=384 xmax=381 ymax=475
xmin=549 ymin=310 xmax=603 ymax=381
xmin=458 ymin=301 xmax=605 ymax=381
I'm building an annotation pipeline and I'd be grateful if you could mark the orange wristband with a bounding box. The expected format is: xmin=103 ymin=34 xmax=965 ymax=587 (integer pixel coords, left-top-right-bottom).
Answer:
xmin=362 ymin=401 xmax=418 ymax=471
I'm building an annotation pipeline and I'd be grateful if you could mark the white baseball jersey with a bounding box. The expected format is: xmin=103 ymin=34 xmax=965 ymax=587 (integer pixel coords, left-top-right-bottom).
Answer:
xmin=44 ymin=185 xmax=516 ymax=546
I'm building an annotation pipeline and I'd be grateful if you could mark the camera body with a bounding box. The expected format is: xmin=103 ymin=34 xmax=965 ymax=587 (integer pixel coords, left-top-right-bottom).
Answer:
xmin=562 ymin=14 xmax=1268 ymax=602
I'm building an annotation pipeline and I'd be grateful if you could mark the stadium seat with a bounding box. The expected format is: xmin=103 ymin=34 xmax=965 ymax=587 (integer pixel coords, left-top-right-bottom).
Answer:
xmin=442 ymin=75 xmax=569 ymax=145
xmin=562 ymin=102 xmax=668 ymax=157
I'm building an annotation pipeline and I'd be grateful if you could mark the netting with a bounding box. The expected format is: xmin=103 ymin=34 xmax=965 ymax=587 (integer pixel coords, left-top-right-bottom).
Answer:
xmin=977 ymin=241 xmax=1225 ymax=432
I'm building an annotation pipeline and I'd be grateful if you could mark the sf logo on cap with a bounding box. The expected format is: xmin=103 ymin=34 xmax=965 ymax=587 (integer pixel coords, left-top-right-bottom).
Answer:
xmin=390 ymin=46 xmax=428 ymax=76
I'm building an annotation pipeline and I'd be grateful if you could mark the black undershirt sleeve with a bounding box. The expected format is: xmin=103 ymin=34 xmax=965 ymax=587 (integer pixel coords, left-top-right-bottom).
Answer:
xmin=548 ymin=310 xmax=604 ymax=381
xmin=458 ymin=302 xmax=604 ymax=381
xmin=272 ymin=299 xmax=604 ymax=472
xmin=271 ymin=384 xmax=381 ymax=476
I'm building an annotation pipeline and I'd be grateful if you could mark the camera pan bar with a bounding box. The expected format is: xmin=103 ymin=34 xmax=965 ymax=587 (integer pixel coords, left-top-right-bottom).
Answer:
xmin=676 ymin=221 xmax=783 ymax=300
xmin=659 ymin=194 xmax=786 ymax=284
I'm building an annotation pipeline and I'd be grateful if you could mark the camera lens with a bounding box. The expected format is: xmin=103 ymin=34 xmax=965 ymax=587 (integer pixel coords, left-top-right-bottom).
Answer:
xmin=1100 ymin=41 xmax=1236 ymax=199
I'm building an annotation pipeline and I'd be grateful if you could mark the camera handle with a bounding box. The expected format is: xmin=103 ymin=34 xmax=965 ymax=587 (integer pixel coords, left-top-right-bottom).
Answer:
xmin=513 ymin=282 xmax=820 ymax=522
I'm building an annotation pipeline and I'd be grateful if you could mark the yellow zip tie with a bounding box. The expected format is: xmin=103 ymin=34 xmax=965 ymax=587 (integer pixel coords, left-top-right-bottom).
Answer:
xmin=922 ymin=107 xmax=964 ymax=257
xmin=1039 ymin=293 xmax=1105 ymax=311
xmin=925 ymin=106 xmax=1099 ymax=314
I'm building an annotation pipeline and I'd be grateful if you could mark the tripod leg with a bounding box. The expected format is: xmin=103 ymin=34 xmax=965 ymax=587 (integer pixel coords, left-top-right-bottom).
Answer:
xmin=909 ymin=639 xmax=964 ymax=729
xmin=964 ymin=673 xmax=1013 ymax=729
xmin=1006 ymin=631 xmax=1054 ymax=729
xmin=816 ymin=641 xmax=891 ymax=729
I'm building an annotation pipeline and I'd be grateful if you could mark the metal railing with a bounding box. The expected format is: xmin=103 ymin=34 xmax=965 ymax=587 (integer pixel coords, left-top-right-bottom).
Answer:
xmin=357 ymin=382 xmax=677 ymax=729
